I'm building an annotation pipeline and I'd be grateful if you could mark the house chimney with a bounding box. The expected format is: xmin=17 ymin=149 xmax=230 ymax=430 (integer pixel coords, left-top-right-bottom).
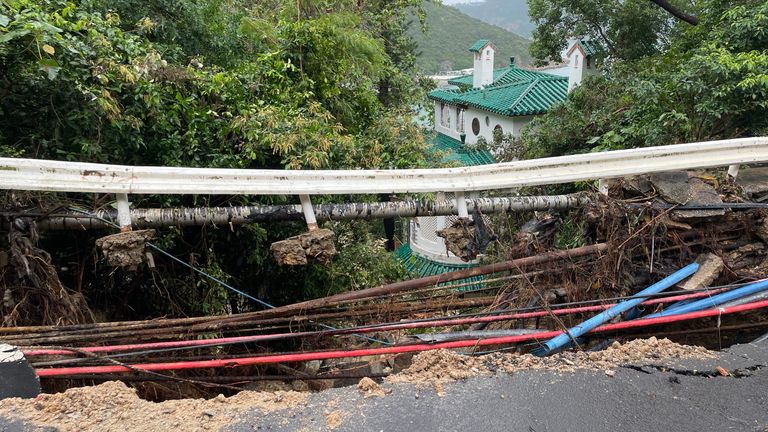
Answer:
xmin=471 ymin=40 xmax=494 ymax=88
xmin=565 ymin=37 xmax=597 ymax=92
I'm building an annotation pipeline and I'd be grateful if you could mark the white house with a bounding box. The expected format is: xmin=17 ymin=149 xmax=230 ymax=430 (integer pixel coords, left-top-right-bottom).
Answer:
xmin=397 ymin=38 xmax=599 ymax=282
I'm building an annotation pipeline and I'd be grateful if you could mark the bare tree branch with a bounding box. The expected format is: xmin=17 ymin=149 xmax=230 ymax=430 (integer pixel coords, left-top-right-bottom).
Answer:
xmin=649 ymin=0 xmax=699 ymax=25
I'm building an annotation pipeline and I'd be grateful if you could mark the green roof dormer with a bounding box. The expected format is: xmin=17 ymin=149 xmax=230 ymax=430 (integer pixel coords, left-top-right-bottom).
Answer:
xmin=468 ymin=39 xmax=491 ymax=53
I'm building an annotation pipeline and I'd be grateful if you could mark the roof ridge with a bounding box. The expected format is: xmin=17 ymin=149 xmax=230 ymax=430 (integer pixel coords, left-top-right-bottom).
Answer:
xmin=507 ymin=78 xmax=540 ymax=112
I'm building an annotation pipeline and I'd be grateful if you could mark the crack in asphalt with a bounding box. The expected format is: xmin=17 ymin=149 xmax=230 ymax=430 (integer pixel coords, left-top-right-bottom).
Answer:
xmin=619 ymin=362 xmax=765 ymax=378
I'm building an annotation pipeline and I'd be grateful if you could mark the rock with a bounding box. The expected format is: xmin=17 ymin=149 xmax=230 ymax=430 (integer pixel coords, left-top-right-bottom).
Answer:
xmin=298 ymin=229 xmax=336 ymax=264
xmin=95 ymin=229 xmax=156 ymax=268
xmin=270 ymin=238 xmax=307 ymax=265
xmin=270 ymin=229 xmax=336 ymax=265
xmin=680 ymin=253 xmax=724 ymax=290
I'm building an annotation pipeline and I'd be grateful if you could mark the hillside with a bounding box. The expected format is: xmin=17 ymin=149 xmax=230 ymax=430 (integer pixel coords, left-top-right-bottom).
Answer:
xmin=453 ymin=0 xmax=535 ymax=38
xmin=410 ymin=1 xmax=531 ymax=73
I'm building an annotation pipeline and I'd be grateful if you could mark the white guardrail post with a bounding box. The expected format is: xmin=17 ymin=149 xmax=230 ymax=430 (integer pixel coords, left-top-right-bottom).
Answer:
xmin=455 ymin=191 xmax=469 ymax=218
xmin=728 ymin=164 xmax=740 ymax=180
xmin=299 ymin=195 xmax=318 ymax=231
xmin=0 ymin=138 xmax=765 ymax=196
xmin=115 ymin=193 xmax=132 ymax=232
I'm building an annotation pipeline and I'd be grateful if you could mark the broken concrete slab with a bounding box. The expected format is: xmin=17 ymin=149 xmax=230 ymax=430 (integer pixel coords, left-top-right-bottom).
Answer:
xmin=271 ymin=229 xmax=336 ymax=265
xmin=648 ymin=171 xmax=724 ymax=219
xmin=95 ymin=229 xmax=155 ymax=268
xmin=680 ymin=253 xmax=723 ymax=290
xmin=0 ymin=344 xmax=39 ymax=399
xmin=650 ymin=171 xmax=690 ymax=203
xmin=734 ymin=166 xmax=768 ymax=196
xmin=670 ymin=177 xmax=725 ymax=219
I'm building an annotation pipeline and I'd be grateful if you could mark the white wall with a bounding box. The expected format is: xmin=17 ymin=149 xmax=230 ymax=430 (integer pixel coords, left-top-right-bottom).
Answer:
xmin=434 ymin=104 xmax=532 ymax=145
xmin=462 ymin=107 xmax=518 ymax=145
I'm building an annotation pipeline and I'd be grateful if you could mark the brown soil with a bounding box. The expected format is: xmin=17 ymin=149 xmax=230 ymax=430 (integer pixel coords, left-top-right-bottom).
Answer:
xmin=389 ymin=337 xmax=715 ymax=386
xmin=0 ymin=381 xmax=306 ymax=432
xmin=323 ymin=410 xmax=343 ymax=430
xmin=356 ymin=377 xmax=388 ymax=398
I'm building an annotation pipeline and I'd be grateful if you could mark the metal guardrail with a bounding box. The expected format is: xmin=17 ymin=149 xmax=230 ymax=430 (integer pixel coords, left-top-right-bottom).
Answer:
xmin=1 ymin=137 xmax=766 ymax=195
xmin=1 ymin=137 xmax=766 ymax=228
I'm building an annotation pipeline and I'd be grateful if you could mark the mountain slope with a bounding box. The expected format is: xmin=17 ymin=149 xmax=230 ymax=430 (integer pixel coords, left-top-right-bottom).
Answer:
xmin=410 ymin=1 xmax=531 ymax=73
xmin=453 ymin=0 xmax=535 ymax=38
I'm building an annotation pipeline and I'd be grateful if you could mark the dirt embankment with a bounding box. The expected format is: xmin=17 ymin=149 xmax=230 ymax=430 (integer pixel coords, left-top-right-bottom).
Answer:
xmin=0 ymin=338 xmax=715 ymax=431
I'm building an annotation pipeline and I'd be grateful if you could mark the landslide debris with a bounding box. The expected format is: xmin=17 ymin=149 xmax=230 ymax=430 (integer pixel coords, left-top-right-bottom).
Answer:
xmin=388 ymin=337 xmax=716 ymax=385
xmin=0 ymin=381 xmax=306 ymax=432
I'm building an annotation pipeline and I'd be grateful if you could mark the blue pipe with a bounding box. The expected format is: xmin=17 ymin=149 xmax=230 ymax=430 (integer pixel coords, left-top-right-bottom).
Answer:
xmin=531 ymin=263 xmax=700 ymax=357
xmin=645 ymin=278 xmax=768 ymax=318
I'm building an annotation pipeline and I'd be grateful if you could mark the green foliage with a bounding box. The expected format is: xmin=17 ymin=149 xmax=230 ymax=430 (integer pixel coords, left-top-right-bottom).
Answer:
xmin=528 ymin=0 xmax=675 ymax=64
xmin=409 ymin=0 xmax=531 ymax=73
xmin=0 ymin=0 xmax=428 ymax=318
xmin=523 ymin=0 xmax=768 ymax=159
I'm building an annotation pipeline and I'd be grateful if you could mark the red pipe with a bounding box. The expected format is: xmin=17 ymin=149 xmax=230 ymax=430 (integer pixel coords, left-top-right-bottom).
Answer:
xmin=34 ymin=299 xmax=768 ymax=377
xmin=23 ymin=288 xmax=728 ymax=357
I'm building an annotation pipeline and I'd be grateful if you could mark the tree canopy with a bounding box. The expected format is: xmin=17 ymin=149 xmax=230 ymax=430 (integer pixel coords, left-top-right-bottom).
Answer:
xmin=0 ymin=0 xmax=432 ymax=319
xmin=522 ymin=0 xmax=768 ymax=159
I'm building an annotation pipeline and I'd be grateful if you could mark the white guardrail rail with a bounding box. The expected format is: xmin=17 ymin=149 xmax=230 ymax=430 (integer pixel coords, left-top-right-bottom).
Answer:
xmin=1 ymin=137 xmax=766 ymax=228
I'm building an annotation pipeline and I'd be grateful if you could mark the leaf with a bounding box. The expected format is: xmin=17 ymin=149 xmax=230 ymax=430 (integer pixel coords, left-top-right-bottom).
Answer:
xmin=0 ymin=14 xmax=9 ymax=27
xmin=38 ymin=58 xmax=60 ymax=80
xmin=42 ymin=44 xmax=55 ymax=55
xmin=0 ymin=29 xmax=30 ymax=44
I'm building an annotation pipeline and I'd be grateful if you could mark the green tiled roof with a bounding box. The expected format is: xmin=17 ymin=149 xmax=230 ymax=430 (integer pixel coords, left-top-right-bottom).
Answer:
xmin=576 ymin=39 xmax=598 ymax=56
xmin=432 ymin=133 xmax=495 ymax=166
xmin=468 ymin=39 xmax=491 ymax=53
xmin=395 ymin=244 xmax=485 ymax=292
xmin=430 ymin=67 xmax=568 ymax=117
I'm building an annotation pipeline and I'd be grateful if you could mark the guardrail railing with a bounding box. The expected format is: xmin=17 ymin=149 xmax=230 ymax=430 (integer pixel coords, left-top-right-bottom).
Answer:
xmin=1 ymin=137 xmax=766 ymax=230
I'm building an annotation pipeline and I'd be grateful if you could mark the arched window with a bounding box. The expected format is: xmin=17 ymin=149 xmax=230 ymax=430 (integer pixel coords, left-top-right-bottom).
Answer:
xmin=573 ymin=55 xmax=579 ymax=68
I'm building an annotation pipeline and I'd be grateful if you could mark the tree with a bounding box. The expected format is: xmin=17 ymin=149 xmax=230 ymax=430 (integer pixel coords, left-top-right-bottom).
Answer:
xmin=0 ymin=0 xmax=431 ymax=319
xmin=527 ymin=0 xmax=677 ymax=63
xmin=522 ymin=0 xmax=768 ymax=159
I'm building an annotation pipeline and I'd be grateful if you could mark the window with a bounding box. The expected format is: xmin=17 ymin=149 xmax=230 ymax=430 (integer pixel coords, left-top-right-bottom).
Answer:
xmin=586 ymin=57 xmax=591 ymax=69
xmin=456 ymin=108 xmax=464 ymax=133
xmin=440 ymin=103 xmax=451 ymax=128
xmin=485 ymin=116 xmax=490 ymax=127
xmin=471 ymin=118 xmax=480 ymax=136
xmin=573 ymin=55 xmax=579 ymax=68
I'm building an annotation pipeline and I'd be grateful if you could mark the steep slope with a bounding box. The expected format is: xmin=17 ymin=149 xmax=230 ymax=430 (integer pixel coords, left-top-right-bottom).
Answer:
xmin=410 ymin=1 xmax=531 ymax=73
xmin=453 ymin=0 xmax=535 ymax=38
